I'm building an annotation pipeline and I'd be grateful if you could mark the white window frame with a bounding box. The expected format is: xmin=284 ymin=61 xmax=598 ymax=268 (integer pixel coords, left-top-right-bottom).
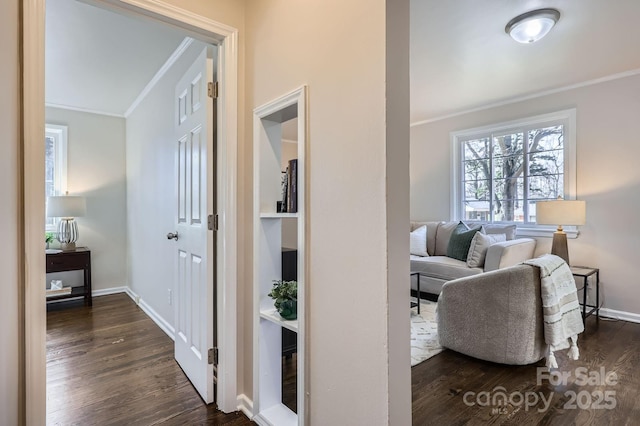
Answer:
xmin=450 ymin=109 xmax=577 ymax=238
xmin=45 ymin=124 xmax=68 ymax=232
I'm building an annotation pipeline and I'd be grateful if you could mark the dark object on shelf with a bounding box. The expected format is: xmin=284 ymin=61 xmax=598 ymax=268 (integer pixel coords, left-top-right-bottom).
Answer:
xmin=46 ymin=247 xmax=92 ymax=307
xmin=282 ymin=248 xmax=298 ymax=358
xmin=287 ymin=159 xmax=298 ymax=213
xmin=280 ymin=169 xmax=288 ymax=212
xmin=277 ymin=201 xmax=284 ymax=213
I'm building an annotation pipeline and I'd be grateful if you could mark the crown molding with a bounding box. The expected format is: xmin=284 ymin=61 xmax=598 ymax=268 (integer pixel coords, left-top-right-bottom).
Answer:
xmin=124 ymin=36 xmax=194 ymax=117
xmin=45 ymin=102 xmax=125 ymax=118
xmin=411 ymin=67 xmax=640 ymax=127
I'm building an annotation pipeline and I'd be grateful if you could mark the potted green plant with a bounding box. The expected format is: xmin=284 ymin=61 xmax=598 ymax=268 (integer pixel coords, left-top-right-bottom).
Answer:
xmin=268 ymin=279 xmax=297 ymax=320
xmin=45 ymin=232 xmax=55 ymax=249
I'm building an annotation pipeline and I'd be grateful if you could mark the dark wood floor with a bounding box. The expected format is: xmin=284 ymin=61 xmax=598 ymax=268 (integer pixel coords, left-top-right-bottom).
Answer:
xmin=50 ymin=294 xmax=639 ymax=425
xmin=412 ymin=315 xmax=640 ymax=425
xmin=47 ymin=294 xmax=253 ymax=425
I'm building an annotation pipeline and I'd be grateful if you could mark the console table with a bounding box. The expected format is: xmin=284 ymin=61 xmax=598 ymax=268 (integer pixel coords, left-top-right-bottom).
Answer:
xmin=46 ymin=247 xmax=92 ymax=306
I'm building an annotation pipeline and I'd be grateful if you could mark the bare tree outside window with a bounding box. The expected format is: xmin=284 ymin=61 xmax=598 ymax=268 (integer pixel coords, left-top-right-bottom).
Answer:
xmin=461 ymin=125 xmax=564 ymax=224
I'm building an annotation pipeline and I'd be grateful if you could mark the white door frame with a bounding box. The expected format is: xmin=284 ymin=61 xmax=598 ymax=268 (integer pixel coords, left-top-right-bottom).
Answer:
xmin=22 ymin=1 xmax=239 ymax=422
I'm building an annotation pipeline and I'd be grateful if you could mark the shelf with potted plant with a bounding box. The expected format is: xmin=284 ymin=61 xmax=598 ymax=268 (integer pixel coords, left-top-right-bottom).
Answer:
xmin=253 ymin=86 xmax=307 ymax=426
xmin=259 ymin=280 xmax=298 ymax=332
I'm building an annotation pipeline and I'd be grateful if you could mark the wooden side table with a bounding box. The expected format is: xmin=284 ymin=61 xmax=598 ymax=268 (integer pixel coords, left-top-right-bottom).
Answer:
xmin=570 ymin=266 xmax=599 ymax=321
xmin=46 ymin=247 xmax=92 ymax=306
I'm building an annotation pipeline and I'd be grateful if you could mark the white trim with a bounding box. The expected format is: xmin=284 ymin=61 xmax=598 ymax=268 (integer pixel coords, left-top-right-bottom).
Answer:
xmin=411 ymin=67 xmax=640 ymax=127
xmin=45 ymin=124 xmax=68 ymax=232
xmin=139 ymin=298 xmax=176 ymax=340
xmin=124 ymin=286 xmax=176 ymax=339
xmin=237 ymin=394 xmax=254 ymax=419
xmin=516 ymin=225 xmax=579 ymax=239
xmin=45 ymin=102 xmax=125 ymax=118
xmin=25 ymin=0 xmax=240 ymax=419
xmin=281 ymin=138 xmax=298 ymax=144
xmin=599 ymin=308 xmax=640 ymax=324
xmin=24 ymin=0 xmax=47 ymax=424
xmin=91 ymin=286 xmax=128 ymax=297
xmin=124 ymin=37 xmax=194 ymax=117
xmin=216 ymin=28 xmax=239 ymax=415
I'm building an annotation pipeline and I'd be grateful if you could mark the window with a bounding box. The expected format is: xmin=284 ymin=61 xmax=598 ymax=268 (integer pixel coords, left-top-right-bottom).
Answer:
xmin=451 ymin=109 xmax=576 ymax=235
xmin=45 ymin=124 xmax=68 ymax=231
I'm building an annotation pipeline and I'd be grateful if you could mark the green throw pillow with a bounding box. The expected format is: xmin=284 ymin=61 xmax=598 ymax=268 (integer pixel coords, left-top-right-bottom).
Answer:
xmin=446 ymin=222 xmax=480 ymax=261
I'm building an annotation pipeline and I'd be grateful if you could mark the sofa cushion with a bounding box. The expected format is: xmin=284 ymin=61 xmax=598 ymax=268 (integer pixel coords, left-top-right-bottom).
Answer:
xmin=447 ymin=222 xmax=481 ymax=261
xmin=434 ymin=221 xmax=461 ymax=256
xmin=411 ymin=221 xmax=440 ymax=256
xmin=410 ymin=225 xmax=428 ymax=257
xmin=467 ymin=232 xmax=507 ymax=268
xmin=481 ymin=223 xmax=517 ymax=240
xmin=411 ymin=255 xmax=483 ymax=281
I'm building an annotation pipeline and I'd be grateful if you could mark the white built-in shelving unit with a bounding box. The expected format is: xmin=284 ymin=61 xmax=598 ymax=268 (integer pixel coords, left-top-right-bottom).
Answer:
xmin=253 ymin=86 xmax=307 ymax=426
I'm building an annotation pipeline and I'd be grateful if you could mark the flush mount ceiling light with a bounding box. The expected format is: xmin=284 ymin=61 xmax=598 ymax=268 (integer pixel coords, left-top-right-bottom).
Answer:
xmin=505 ymin=8 xmax=560 ymax=44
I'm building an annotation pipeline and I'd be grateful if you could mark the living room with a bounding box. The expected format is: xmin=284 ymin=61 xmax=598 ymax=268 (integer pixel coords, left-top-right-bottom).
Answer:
xmin=410 ymin=1 xmax=640 ymax=321
xmin=408 ymin=1 xmax=640 ymax=423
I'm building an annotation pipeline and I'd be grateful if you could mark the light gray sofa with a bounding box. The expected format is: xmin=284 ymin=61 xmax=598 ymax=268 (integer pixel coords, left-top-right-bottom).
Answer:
xmin=410 ymin=221 xmax=536 ymax=295
xmin=437 ymin=264 xmax=546 ymax=365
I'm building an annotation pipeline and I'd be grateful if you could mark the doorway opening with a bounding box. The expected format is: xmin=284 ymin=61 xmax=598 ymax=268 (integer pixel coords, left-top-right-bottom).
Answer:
xmin=24 ymin=0 xmax=239 ymax=421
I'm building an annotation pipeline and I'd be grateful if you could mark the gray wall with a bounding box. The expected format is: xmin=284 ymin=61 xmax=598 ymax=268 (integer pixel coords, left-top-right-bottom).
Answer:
xmin=411 ymin=73 xmax=640 ymax=315
xmin=46 ymin=107 xmax=128 ymax=291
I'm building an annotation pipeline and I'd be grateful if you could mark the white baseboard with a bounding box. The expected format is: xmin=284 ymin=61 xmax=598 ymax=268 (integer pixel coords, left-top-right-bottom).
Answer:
xmin=123 ymin=287 xmax=176 ymax=340
xmin=599 ymin=308 xmax=640 ymax=324
xmin=237 ymin=394 xmax=253 ymax=419
xmin=139 ymin=298 xmax=176 ymax=341
xmin=125 ymin=287 xmax=140 ymax=304
xmin=92 ymin=286 xmax=128 ymax=297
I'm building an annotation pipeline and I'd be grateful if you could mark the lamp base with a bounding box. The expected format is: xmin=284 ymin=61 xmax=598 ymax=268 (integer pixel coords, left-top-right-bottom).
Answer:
xmin=57 ymin=218 xmax=79 ymax=251
xmin=60 ymin=242 xmax=77 ymax=251
xmin=551 ymin=230 xmax=570 ymax=265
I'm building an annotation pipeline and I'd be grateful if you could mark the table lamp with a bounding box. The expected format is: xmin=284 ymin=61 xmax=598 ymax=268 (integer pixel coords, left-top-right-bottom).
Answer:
xmin=46 ymin=192 xmax=86 ymax=251
xmin=536 ymin=198 xmax=586 ymax=265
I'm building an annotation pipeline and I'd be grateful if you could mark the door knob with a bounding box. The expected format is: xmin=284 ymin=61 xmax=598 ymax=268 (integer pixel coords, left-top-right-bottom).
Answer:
xmin=167 ymin=232 xmax=179 ymax=241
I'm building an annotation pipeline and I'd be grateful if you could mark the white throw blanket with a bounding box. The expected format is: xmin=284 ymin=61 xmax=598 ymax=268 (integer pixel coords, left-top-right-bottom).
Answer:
xmin=524 ymin=254 xmax=584 ymax=368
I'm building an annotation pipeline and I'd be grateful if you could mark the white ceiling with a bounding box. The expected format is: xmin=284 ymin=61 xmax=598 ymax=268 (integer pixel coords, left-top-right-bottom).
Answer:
xmin=45 ymin=0 xmax=187 ymax=116
xmin=47 ymin=1 xmax=640 ymax=122
xmin=410 ymin=0 xmax=640 ymax=123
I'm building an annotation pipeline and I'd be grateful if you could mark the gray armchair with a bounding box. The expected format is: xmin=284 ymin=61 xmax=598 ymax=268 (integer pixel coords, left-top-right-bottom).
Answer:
xmin=437 ymin=264 xmax=547 ymax=365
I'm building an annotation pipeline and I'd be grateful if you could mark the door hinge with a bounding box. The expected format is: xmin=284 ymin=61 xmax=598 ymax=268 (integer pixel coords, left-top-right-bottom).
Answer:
xmin=207 ymin=214 xmax=219 ymax=231
xmin=208 ymin=81 xmax=219 ymax=99
xmin=208 ymin=347 xmax=219 ymax=365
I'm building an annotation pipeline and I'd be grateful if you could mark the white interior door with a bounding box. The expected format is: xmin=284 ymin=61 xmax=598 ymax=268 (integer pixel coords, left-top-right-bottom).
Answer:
xmin=173 ymin=46 xmax=215 ymax=403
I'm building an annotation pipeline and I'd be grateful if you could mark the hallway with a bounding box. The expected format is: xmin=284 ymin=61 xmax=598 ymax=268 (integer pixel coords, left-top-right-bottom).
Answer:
xmin=46 ymin=294 xmax=251 ymax=425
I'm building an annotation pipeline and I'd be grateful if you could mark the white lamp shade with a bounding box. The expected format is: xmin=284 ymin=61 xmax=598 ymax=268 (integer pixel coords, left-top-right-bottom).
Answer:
xmin=536 ymin=200 xmax=586 ymax=226
xmin=47 ymin=195 xmax=86 ymax=218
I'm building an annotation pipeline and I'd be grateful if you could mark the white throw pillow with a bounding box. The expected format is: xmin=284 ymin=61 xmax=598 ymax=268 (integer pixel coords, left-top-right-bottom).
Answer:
xmin=410 ymin=225 xmax=429 ymax=257
xmin=466 ymin=232 xmax=507 ymax=268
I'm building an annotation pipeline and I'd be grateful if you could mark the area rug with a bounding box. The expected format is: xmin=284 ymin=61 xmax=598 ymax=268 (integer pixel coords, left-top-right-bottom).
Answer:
xmin=411 ymin=300 xmax=443 ymax=366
